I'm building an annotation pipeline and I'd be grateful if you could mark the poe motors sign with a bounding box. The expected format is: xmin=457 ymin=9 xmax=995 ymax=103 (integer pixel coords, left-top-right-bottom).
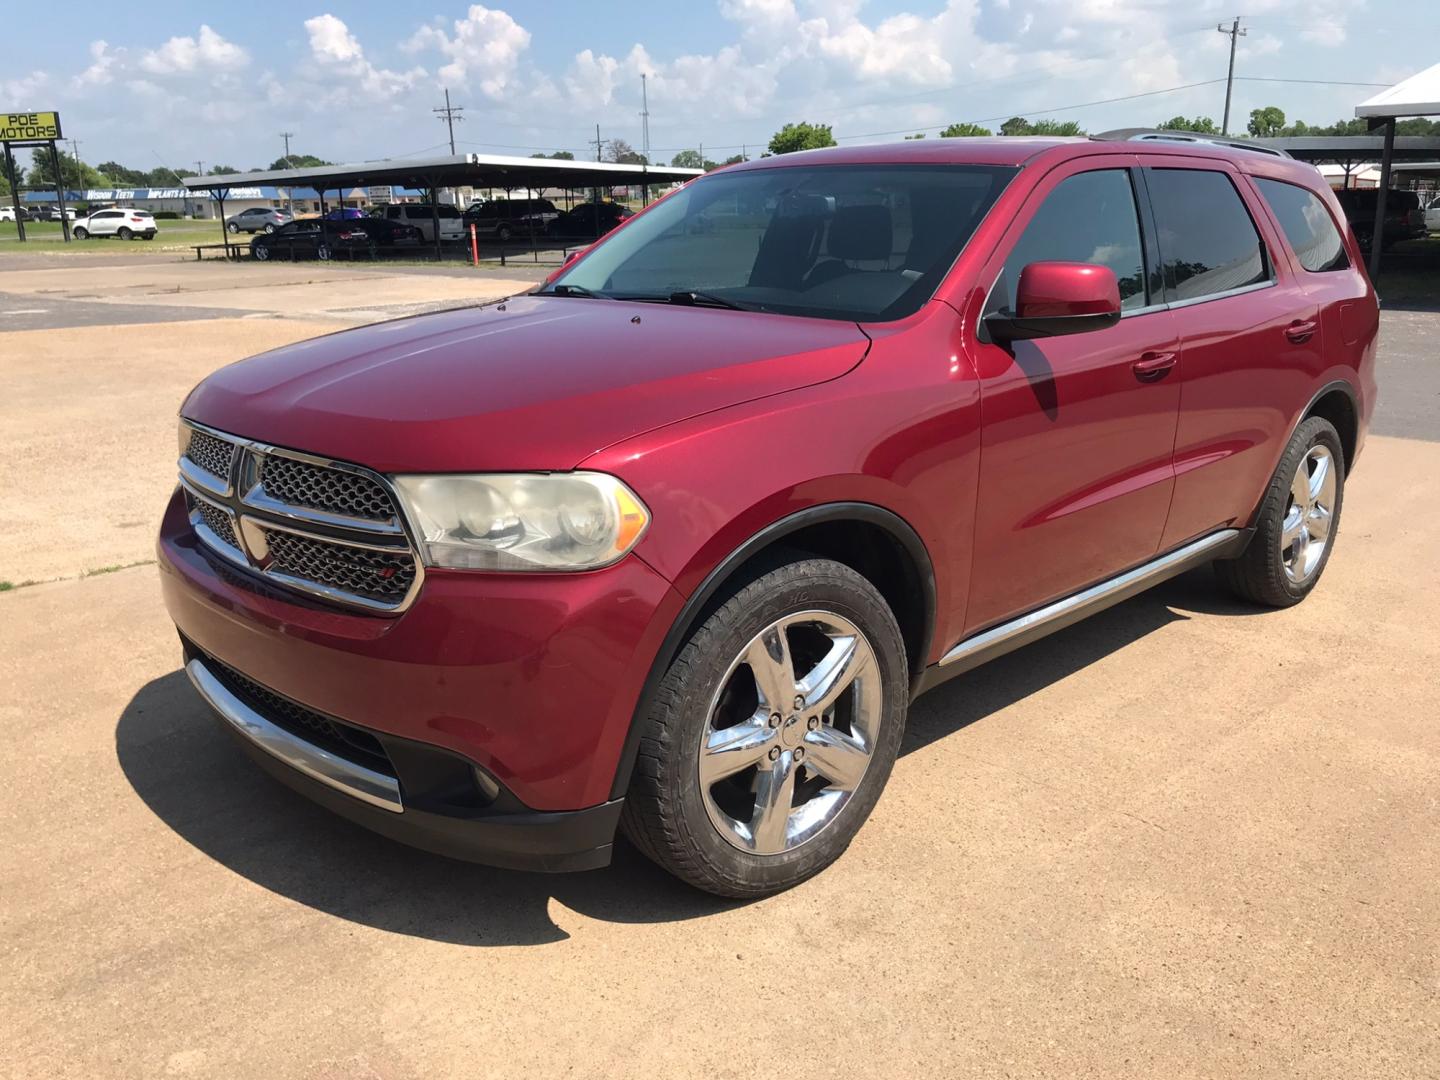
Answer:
xmin=2 ymin=110 xmax=71 ymax=241
xmin=1 ymin=111 xmax=62 ymax=141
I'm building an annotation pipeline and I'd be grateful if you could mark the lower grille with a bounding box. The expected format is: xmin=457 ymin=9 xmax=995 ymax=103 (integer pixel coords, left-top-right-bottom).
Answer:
xmin=204 ymin=652 xmax=394 ymax=774
xmin=264 ymin=529 xmax=416 ymax=605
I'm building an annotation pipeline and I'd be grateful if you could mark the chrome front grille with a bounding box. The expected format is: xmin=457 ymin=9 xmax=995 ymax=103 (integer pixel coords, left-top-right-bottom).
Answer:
xmin=185 ymin=429 xmax=235 ymax=481
xmin=264 ymin=527 xmax=417 ymax=604
xmin=257 ymin=454 xmax=398 ymax=524
xmin=177 ymin=421 xmax=422 ymax=613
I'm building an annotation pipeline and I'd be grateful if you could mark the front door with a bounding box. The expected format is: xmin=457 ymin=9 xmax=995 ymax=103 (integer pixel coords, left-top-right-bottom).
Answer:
xmin=963 ymin=159 xmax=1182 ymax=634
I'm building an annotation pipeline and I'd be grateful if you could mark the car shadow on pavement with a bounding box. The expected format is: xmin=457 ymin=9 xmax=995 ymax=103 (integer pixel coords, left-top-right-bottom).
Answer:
xmin=115 ymin=568 xmax=1263 ymax=946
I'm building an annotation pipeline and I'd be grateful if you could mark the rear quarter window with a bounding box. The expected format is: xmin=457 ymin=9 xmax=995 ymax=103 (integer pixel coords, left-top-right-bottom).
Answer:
xmin=1146 ymin=168 xmax=1271 ymax=302
xmin=1253 ymin=178 xmax=1349 ymax=272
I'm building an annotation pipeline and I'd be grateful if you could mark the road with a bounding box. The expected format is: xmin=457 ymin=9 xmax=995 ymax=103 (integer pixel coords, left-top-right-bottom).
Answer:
xmin=2 ymin=252 xmax=1436 ymax=1079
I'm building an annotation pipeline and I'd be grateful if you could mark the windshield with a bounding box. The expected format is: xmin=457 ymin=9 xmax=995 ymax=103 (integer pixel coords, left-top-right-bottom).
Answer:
xmin=549 ymin=163 xmax=1015 ymax=322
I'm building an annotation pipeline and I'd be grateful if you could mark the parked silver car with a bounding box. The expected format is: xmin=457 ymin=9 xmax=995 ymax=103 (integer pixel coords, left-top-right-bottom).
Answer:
xmin=226 ymin=207 xmax=294 ymax=234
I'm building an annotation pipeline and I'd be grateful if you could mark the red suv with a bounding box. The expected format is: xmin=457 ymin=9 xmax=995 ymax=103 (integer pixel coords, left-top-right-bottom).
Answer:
xmin=159 ymin=138 xmax=1378 ymax=897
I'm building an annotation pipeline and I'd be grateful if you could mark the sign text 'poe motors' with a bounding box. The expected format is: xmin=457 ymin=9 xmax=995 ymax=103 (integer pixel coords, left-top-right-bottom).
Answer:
xmin=1 ymin=112 xmax=63 ymax=141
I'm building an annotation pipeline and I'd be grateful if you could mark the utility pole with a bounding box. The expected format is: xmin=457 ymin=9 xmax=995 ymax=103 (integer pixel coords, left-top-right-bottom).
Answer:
xmin=279 ymin=131 xmax=295 ymax=214
xmin=591 ymin=124 xmax=603 ymax=162
xmin=433 ymin=89 xmax=464 ymax=155
xmin=69 ymin=138 xmax=83 ymax=189
xmin=1217 ymin=17 xmax=1247 ymax=136
xmin=640 ymin=73 xmax=651 ymax=205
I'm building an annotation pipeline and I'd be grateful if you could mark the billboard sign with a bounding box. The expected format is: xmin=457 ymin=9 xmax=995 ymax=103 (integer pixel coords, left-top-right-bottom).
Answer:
xmin=1 ymin=111 xmax=62 ymax=141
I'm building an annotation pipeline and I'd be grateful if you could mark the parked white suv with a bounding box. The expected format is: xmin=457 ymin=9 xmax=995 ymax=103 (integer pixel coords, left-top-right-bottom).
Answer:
xmin=75 ymin=208 xmax=158 ymax=240
xmin=382 ymin=203 xmax=466 ymax=242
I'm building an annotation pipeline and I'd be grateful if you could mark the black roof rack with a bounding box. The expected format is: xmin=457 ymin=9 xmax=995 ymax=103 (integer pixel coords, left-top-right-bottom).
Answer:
xmin=1094 ymin=128 xmax=1292 ymax=159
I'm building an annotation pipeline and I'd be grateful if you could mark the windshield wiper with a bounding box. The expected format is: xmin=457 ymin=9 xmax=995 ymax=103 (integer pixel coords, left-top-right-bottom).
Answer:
xmin=616 ymin=290 xmax=759 ymax=311
xmin=540 ymin=283 xmax=609 ymax=299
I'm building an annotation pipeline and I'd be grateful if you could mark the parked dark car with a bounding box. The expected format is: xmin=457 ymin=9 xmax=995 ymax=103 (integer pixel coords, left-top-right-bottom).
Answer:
xmin=360 ymin=217 xmax=424 ymax=247
xmin=1333 ymin=187 xmax=1427 ymax=251
xmin=249 ymin=218 xmax=374 ymax=261
xmin=465 ymin=197 xmax=559 ymax=240
xmin=164 ymin=137 xmax=1377 ymax=898
xmin=547 ymin=201 xmax=634 ymax=238
xmin=323 ymin=207 xmax=366 ymax=221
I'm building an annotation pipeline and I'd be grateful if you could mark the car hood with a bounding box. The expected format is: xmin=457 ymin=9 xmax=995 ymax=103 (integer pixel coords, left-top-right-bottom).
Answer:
xmin=182 ymin=294 xmax=869 ymax=472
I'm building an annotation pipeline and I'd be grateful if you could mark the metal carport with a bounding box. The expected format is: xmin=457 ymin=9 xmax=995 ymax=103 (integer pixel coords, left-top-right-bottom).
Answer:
xmin=181 ymin=153 xmax=704 ymax=261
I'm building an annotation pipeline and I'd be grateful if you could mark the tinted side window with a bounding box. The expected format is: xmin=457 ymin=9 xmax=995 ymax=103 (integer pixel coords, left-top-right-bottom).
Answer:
xmin=1254 ymin=178 xmax=1348 ymax=272
xmin=1148 ymin=169 xmax=1270 ymax=301
xmin=999 ymin=169 xmax=1148 ymax=311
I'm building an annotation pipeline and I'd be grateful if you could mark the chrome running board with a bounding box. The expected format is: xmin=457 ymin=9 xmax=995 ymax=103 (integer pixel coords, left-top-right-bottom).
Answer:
xmin=185 ymin=658 xmax=404 ymax=813
xmin=933 ymin=529 xmax=1242 ymax=678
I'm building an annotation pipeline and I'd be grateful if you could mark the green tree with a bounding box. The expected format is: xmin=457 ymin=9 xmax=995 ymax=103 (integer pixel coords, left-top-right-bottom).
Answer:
xmin=1246 ymin=106 xmax=1286 ymax=138
xmin=29 ymin=149 xmax=104 ymax=187
xmin=207 ymin=164 xmax=239 ymax=175
xmin=904 ymin=133 xmax=926 ymax=140
xmin=530 ymin=150 xmax=575 ymax=160
xmin=768 ymin=122 xmax=836 ymax=155
xmin=267 ymin=153 xmax=331 ymax=170
xmin=720 ymin=154 xmax=747 ymax=167
xmin=1028 ymin=119 xmax=1085 ymax=136
xmin=999 ymin=116 xmax=1033 ymax=136
xmin=939 ymin=122 xmax=992 ymax=137
xmin=96 ymin=160 xmax=149 ymax=185
xmin=670 ymin=149 xmax=704 ymax=168
xmin=1157 ymin=115 xmax=1218 ymax=134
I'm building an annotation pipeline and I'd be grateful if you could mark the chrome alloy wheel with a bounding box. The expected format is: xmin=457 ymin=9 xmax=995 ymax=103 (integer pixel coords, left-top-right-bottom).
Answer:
xmin=1282 ymin=444 xmax=1337 ymax=583
xmin=699 ymin=611 xmax=883 ymax=855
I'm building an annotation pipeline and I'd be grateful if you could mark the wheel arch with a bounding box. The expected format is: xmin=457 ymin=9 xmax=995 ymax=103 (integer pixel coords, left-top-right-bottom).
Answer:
xmin=1303 ymin=380 xmax=1359 ymax=474
xmin=608 ymin=502 xmax=936 ymax=800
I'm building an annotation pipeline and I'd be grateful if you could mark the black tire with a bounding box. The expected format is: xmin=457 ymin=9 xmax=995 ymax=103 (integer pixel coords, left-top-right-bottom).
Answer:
xmin=621 ymin=556 xmax=908 ymax=898
xmin=252 ymin=242 xmax=269 ymax=261
xmin=497 ymin=224 xmax=513 ymax=242
xmin=74 ymin=227 xmax=88 ymax=239
xmin=316 ymin=243 xmax=332 ymax=261
xmin=1214 ymin=415 xmax=1345 ymax=607
xmin=227 ymin=221 xmax=239 ymax=233
xmin=117 ymin=227 xmax=132 ymax=240
xmin=264 ymin=223 xmax=276 ymax=234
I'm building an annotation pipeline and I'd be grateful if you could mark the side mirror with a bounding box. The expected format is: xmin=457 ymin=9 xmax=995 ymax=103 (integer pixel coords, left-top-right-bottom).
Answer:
xmin=985 ymin=262 xmax=1122 ymax=343
xmin=543 ymin=246 xmax=588 ymax=286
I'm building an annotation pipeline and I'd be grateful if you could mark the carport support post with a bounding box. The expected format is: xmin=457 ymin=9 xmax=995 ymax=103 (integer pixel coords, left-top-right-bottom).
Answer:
xmin=213 ymin=189 xmax=228 ymax=253
xmin=426 ymin=177 xmax=443 ymax=262
xmin=1367 ymin=117 xmax=1396 ymax=280
xmin=50 ymin=140 xmax=72 ymax=242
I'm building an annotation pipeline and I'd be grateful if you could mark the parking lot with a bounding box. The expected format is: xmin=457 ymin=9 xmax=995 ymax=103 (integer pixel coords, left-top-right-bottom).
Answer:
xmin=2 ymin=251 xmax=1437 ymax=1078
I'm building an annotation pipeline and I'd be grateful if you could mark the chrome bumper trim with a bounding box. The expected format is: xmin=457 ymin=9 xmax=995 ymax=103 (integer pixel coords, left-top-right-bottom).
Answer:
xmin=185 ymin=657 xmax=404 ymax=814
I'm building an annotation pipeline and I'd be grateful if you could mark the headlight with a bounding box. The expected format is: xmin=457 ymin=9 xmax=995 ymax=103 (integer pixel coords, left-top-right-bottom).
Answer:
xmin=392 ymin=473 xmax=650 ymax=571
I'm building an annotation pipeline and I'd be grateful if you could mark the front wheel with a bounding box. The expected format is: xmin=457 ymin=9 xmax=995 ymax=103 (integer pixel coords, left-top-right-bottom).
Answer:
xmin=1215 ymin=415 xmax=1345 ymax=607
xmin=227 ymin=221 xmax=239 ymax=233
xmin=252 ymin=243 xmax=270 ymax=261
xmin=74 ymin=227 xmax=88 ymax=239
xmin=621 ymin=557 xmax=908 ymax=898
xmin=316 ymin=243 xmax=332 ymax=261
xmin=117 ymin=227 xmax=132 ymax=240
xmin=496 ymin=224 xmax=513 ymax=242
xmin=264 ymin=223 xmax=276 ymax=234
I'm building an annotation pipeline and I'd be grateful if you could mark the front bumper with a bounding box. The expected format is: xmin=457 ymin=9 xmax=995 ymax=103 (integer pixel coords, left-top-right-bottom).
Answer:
xmin=158 ymin=488 xmax=682 ymax=865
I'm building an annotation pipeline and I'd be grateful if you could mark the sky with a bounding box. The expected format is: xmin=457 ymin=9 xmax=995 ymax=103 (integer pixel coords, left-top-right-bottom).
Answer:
xmin=2 ymin=0 xmax=1435 ymax=174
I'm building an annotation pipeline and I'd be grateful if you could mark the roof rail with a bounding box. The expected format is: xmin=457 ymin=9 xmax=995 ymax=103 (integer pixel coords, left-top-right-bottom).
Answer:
xmin=1094 ymin=128 xmax=1292 ymax=159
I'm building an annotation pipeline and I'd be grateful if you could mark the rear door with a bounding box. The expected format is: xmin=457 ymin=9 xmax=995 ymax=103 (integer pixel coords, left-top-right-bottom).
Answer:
xmin=964 ymin=157 xmax=1182 ymax=633
xmin=1142 ymin=159 xmax=1323 ymax=549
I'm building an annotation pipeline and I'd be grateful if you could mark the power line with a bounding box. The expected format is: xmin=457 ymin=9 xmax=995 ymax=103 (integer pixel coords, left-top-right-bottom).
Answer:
xmin=1236 ymin=76 xmax=1390 ymax=87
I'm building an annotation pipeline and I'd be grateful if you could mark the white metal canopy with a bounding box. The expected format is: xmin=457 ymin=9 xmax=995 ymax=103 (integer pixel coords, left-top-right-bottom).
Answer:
xmin=1356 ymin=62 xmax=1440 ymax=119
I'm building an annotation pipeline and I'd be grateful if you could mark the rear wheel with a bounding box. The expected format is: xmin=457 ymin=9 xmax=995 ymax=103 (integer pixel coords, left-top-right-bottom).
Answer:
xmin=117 ymin=227 xmax=132 ymax=240
xmin=1215 ymin=415 xmax=1344 ymax=607
xmin=621 ymin=557 xmax=907 ymax=898
xmin=316 ymin=243 xmax=332 ymax=261
xmin=496 ymin=224 xmax=513 ymax=242
xmin=264 ymin=223 xmax=276 ymax=234
xmin=252 ymin=242 xmax=270 ymax=261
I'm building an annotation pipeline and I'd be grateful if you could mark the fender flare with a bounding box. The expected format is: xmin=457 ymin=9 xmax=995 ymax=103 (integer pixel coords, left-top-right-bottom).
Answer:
xmin=608 ymin=501 xmax=935 ymax=800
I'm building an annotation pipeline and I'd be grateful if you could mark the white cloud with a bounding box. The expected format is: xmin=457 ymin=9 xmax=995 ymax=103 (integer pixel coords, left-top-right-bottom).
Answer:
xmin=73 ymin=41 xmax=119 ymax=88
xmin=404 ymin=5 xmax=530 ymax=97
xmin=139 ymin=25 xmax=249 ymax=75
xmin=2 ymin=71 xmax=49 ymax=101
xmin=304 ymin=14 xmax=426 ymax=99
